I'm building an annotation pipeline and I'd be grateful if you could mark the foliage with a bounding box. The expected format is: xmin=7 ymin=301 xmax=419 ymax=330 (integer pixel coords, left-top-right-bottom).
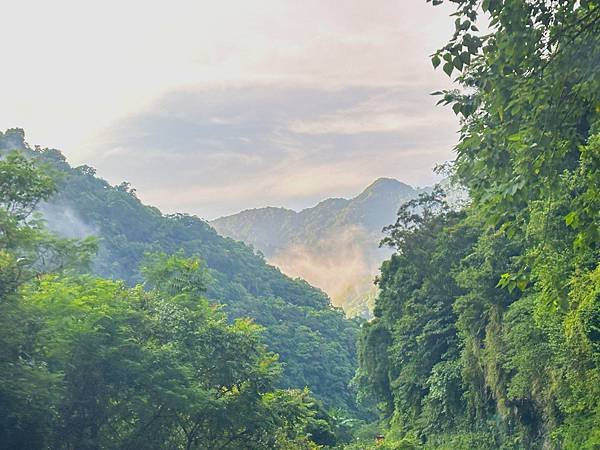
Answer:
xmin=356 ymin=1 xmax=600 ymax=448
xmin=0 ymin=129 xmax=362 ymax=414
xmin=3 ymin=270 xmax=336 ymax=449
xmin=0 ymin=150 xmax=97 ymax=298
xmin=0 ymin=153 xmax=347 ymax=448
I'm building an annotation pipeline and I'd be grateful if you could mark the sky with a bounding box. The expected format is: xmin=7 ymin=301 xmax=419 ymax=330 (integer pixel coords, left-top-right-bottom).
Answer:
xmin=1 ymin=0 xmax=458 ymax=219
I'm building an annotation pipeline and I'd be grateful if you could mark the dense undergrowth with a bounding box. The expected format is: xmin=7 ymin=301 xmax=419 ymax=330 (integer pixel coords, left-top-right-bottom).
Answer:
xmin=353 ymin=1 xmax=600 ymax=449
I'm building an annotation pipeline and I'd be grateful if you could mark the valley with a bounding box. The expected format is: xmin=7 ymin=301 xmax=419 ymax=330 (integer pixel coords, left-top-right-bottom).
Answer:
xmin=212 ymin=178 xmax=425 ymax=316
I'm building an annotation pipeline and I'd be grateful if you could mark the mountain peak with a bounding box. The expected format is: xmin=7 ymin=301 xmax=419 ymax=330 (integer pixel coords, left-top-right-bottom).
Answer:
xmin=355 ymin=177 xmax=414 ymax=200
xmin=367 ymin=177 xmax=412 ymax=189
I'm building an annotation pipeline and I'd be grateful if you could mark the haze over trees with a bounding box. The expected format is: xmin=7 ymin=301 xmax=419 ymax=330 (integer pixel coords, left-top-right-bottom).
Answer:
xmin=0 ymin=129 xmax=368 ymax=449
xmin=212 ymin=178 xmax=425 ymax=317
xmin=0 ymin=129 xmax=363 ymax=416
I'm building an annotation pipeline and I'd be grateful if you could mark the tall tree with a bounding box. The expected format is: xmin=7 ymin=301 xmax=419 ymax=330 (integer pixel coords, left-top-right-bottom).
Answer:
xmin=355 ymin=1 xmax=600 ymax=448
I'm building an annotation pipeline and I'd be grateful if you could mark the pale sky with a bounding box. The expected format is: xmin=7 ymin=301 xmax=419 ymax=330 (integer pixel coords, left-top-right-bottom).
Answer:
xmin=1 ymin=0 xmax=458 ymax=219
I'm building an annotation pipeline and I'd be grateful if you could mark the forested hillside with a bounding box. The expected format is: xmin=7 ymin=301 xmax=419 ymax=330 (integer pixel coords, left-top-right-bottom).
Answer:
xmin=212 ymin=178 xmax=423 ymax=316
xmin=353 ymin=1 xmax=600 ymax=449
xmin=0 ymin=150 xmax=361 ymax=448
xmin=0 ymin=129 xmax=361 ymax=415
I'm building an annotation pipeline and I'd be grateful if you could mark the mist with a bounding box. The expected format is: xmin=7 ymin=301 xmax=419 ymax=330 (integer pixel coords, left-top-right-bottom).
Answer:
xmin=270 ymin=224 xmax=392 ymax=316
xmin=39 ymin=202 xmax=99 ymax=239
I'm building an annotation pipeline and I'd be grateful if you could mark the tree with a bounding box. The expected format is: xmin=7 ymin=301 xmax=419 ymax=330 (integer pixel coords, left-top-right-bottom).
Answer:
xmin=0 ymin=150 xmax=337 ymax=449
xmin=356 ymin=1 xmax=600 ymax=447
xmin=0 ymin=151 xmax=96 ymax=447
xmin=0 ymin=129 xmax=363 ymax=414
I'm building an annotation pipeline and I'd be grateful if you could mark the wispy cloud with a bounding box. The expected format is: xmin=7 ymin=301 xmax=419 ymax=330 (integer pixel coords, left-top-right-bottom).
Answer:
xmin=91 ymin=84 xmax=457 ymax=219
xmin=288 ymin=87 xmax=449 ymax=135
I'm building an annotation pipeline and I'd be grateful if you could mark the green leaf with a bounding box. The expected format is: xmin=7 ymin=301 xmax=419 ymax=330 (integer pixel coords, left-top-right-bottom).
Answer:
xmin=516 ymin=278 xmax=528 ymax=291
xmin=453 ymin=57 xmax=463 ymax=71
xmin=443 ymin=62 xmax=454 ymax=76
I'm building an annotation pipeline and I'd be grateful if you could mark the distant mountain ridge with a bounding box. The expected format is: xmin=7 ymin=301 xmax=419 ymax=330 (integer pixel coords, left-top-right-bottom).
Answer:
xmin=212 ymin=178 xmax=428 ymax=316
xmin=212 ymin=178 xmax=420 ymax=252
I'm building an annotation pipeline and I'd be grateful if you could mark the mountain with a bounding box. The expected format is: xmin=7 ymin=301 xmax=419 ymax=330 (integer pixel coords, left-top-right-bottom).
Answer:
xmin=0 ymin=128 xmax=360 ymax=412
xmin=212 ymin=178 xmax=427 ymax=317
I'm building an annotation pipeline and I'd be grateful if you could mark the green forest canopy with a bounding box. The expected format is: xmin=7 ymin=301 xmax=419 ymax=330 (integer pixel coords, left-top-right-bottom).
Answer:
xmin=354 ymin=1 xmax=600 ymax=449
xmin=0 ymin=128 xmax=361 ymax=417
xmin=0 ymin=147 xmax=360 ymax=449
